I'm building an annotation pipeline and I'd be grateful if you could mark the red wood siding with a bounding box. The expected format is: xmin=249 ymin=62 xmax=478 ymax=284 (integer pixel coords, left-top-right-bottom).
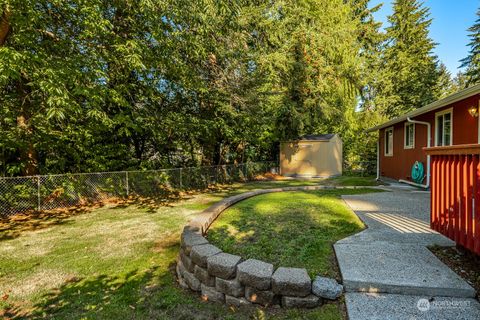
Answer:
xmin=425 ymin=145 xmax=480 ymax=255
xmin=379 ymin=94 xmax=480 ymax=181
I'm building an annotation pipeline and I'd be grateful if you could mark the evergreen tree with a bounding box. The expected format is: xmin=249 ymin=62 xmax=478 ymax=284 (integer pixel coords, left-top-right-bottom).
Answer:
xmin=352 ymin=0 xmax=384 ymax=111
xmin=258 ymin=0 xmax=362 ymax=141
xmin=435 ymin=62 xmax=455 ymax=98
xmin=379 ymin=0 xmax=440 ymax=117
xmin=0 ymin=0 xmax=458 ymax=176
xmin=347 ymin=0 xmax=385 ymax=165
xmin=460 ymin=8 xmax=480 ymax=86
xmin=451 ymin=71 xmax=469 ymax=92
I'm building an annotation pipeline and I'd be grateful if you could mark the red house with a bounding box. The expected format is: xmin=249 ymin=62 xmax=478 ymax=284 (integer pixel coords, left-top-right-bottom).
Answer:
xmin=367 ymin=84 xmax=480 ymax=188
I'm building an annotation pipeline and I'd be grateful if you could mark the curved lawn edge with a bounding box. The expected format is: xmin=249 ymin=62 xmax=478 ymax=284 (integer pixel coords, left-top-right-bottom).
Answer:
xmin=176 ymin=185 xmax=381 ymax=308
xmin=187 ymin=185 xmax=382 ymax=235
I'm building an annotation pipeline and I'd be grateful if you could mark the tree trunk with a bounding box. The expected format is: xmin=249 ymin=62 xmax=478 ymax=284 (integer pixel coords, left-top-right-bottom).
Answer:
xmin=213 ymin=141 xmax=223 ymax=165
xmin=16 ymin=76 xmax=38 ymax=176
xmin=189 ymin=140 xmax=196 ymax=165
xmin=0 ymin=7 xmax=11 ymax=46
xmin=17 ymin=114 xmax=38 ymax=176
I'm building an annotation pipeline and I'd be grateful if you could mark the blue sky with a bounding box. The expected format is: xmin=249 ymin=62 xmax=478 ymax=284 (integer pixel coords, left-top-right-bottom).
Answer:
xmin=369 ymin=0 xmax=478 ymax=75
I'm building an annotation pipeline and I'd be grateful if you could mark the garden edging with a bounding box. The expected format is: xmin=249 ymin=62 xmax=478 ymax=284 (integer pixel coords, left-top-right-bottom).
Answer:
xmin=176 ymin=185 xmax=370 ymax=308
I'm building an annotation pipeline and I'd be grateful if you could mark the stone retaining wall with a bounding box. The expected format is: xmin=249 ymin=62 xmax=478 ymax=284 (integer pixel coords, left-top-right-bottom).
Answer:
xmin=176 ymin=185 xmax=367 ymax=308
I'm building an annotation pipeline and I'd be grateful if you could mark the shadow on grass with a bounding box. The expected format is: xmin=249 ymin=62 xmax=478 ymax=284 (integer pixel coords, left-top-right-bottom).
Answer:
xmin=3 ymin=262 xmax=342 ymax=320
xmin=0 ymin=178 xmax=367 ymax=242
xmin=0 ymin=187 xmax=358 ymax=320
xmin=3 ymin=241 xmax=226 ymax=320
xmin=0 ymin=180 xmax=280 ymax=241
xmin=4 ymin=264 xmax=241 ymax=320
xmin=207 ymin=191 xmax=368 ymax=278
xmin=4 ymin=267 xmax=166 ymax=319
xmin=0 ymin=191 xmax=193 ymax=241
xmin=0 ymin=209 xmax=86 ymax=241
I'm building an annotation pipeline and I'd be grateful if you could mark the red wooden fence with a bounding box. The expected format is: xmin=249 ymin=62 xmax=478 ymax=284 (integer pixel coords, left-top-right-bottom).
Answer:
xmin=425 ymin=144 xmax=480 ymax=255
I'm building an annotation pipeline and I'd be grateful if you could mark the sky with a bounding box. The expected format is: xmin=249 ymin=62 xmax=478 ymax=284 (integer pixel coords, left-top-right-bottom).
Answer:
xmin=369 ymin=0 xmax=479 ymax=75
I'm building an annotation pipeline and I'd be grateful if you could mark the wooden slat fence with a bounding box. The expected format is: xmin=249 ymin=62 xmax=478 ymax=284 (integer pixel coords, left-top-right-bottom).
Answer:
xmin=425 ymin=144 xmax=480 ymax=254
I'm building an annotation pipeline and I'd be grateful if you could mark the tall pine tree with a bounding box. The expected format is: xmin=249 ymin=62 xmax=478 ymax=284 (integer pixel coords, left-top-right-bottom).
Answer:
xmin=379 ymin=0 xmax=440 ymax=117
xmin=460 ymin=8 xmax=480 ymax=86
xmin=347 ymin=0 xmax=386 ymax=165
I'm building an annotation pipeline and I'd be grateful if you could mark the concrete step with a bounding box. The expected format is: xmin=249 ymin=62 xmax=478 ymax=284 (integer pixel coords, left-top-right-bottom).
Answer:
xmin=346 ymin=292 xmax=480 ymax=320
xmin=334 ymin=243 xmax=476 ymax=298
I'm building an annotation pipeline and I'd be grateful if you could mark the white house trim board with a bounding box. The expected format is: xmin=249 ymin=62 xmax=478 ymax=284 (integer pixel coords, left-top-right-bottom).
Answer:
xmin=477 ymin=99 xmax=480 ymax=144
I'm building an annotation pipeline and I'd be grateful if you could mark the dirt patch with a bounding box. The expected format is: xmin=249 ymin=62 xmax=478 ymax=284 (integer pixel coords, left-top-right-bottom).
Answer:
xmin=430 ymin=246 xmax=480 ymax=300
xmin=153 ymin=232 xmax=180 ymax=253
xmin=0 ymin=235 xmax=55 ymax=259
xmin=1 ymin=269 xmax=74 ymax=300
xmin=92 ymin=218 xmax=160 ymax=258
xmin=253 ymin=172 xmax=288 ymax=181
xmin=0 ymin=208 xmax=92 ymax=241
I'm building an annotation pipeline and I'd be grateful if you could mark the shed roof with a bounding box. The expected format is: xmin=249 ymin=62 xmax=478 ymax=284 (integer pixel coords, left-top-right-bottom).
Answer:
xmin=284 ymin=134 xmax=336 ymax=142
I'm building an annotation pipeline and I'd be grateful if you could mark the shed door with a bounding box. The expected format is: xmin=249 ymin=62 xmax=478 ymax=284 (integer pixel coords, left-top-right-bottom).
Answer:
xmin=292 ymin=144 xmax=317 ymax=175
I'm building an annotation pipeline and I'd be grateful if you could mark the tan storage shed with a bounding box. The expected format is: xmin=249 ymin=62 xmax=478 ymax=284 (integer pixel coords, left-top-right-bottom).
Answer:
xmin=280 ymin=134 xmax=342 ymax=177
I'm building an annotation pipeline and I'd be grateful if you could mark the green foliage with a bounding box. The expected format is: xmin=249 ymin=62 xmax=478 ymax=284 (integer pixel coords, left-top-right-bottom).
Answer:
xmin=257 ymin=1 xmax=362 ymax=139
xmin=377 ymin=0 xmax=441 ymax=117
xmin=352 ymin=0 xmax=456 ymax=164
xmin=0 ymin=0 xmax=369 ymax=176
xmin=460 ymin=8 xmax=480 ymax=86
xmin=435 ymin=63 xmax=456 ymax=98
xmin=0 ymin=0 xmax=462 ymax=177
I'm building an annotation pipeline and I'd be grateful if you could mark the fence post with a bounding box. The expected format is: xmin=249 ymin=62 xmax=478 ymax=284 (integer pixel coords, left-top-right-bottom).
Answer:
xmin=179 ymin=168 xmax=182 ymax=189
xmin=125 ymin=171 xmax=129 ymax=197
xmin=37 ymin=176 xmax=41 ymax=211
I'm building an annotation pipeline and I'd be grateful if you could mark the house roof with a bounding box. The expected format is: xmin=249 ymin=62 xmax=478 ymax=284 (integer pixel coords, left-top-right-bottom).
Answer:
xmin=366 ymin=83 xmax=480 ymax=132
xmin=286 ymin=134 xmax=336 ymax=142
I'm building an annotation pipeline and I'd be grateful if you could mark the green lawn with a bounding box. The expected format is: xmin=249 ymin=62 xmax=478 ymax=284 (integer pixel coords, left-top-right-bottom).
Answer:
xmin=0 ymin=177 xmax=379 ymax=319
xmin=324 ymin=175 xmax=380 ymax=187
xmin=207 ymin=189 xmax=378 ymax=279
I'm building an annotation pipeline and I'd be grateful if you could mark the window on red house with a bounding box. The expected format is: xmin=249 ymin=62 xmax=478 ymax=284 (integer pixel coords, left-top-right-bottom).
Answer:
xmin=436 ymin=110 xmax=452 ymax=146
xmin=404 ymin=123 xmax=415 ymax=149
xmin=385 ymin=127 xmax=393 ymax=156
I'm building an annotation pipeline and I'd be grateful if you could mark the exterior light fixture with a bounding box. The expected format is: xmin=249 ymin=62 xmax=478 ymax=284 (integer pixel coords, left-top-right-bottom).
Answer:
xmin=468 ymin=104 xmax=479 ymax=117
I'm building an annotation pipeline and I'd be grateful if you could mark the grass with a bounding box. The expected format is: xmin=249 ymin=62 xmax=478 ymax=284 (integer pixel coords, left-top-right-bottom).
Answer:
xmin=0 ymin=176 xmax=379 ymax=319
xmin=324 ymin=175 xmax=380 ymax=187
xmin=207 ymin=189 xmax=379 ymax=279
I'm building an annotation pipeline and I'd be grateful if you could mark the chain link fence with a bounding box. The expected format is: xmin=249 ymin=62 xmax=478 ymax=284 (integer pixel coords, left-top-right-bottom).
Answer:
xmin=0 ymin=162 xmax=278 ymax=217
xmin=343 ymin=160 xmax=376 ymax=176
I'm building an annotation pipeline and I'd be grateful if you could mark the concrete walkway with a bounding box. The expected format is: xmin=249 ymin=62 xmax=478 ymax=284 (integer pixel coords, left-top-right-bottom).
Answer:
xmin=336 ymin=184 xmax=480 ymax=319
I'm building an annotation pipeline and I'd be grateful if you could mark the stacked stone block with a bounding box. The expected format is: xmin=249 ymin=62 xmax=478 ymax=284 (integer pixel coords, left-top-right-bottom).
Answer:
xmin=177 ymin=227 xmax=343 ymax=308
xmin=176 ymin=186 xmax=352 ymax=309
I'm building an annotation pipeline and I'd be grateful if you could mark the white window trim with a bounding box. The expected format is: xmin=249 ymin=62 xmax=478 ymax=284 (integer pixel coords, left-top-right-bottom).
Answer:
xmin=404 ymin=122 xmax=415 ymax=149
xmin=477 ymin=100 xmax=480 ymax=143
xmin=435 ymin=108 xmax=453 ymax=147
xmin=384 ymin=126 xmax=394 ymax=157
